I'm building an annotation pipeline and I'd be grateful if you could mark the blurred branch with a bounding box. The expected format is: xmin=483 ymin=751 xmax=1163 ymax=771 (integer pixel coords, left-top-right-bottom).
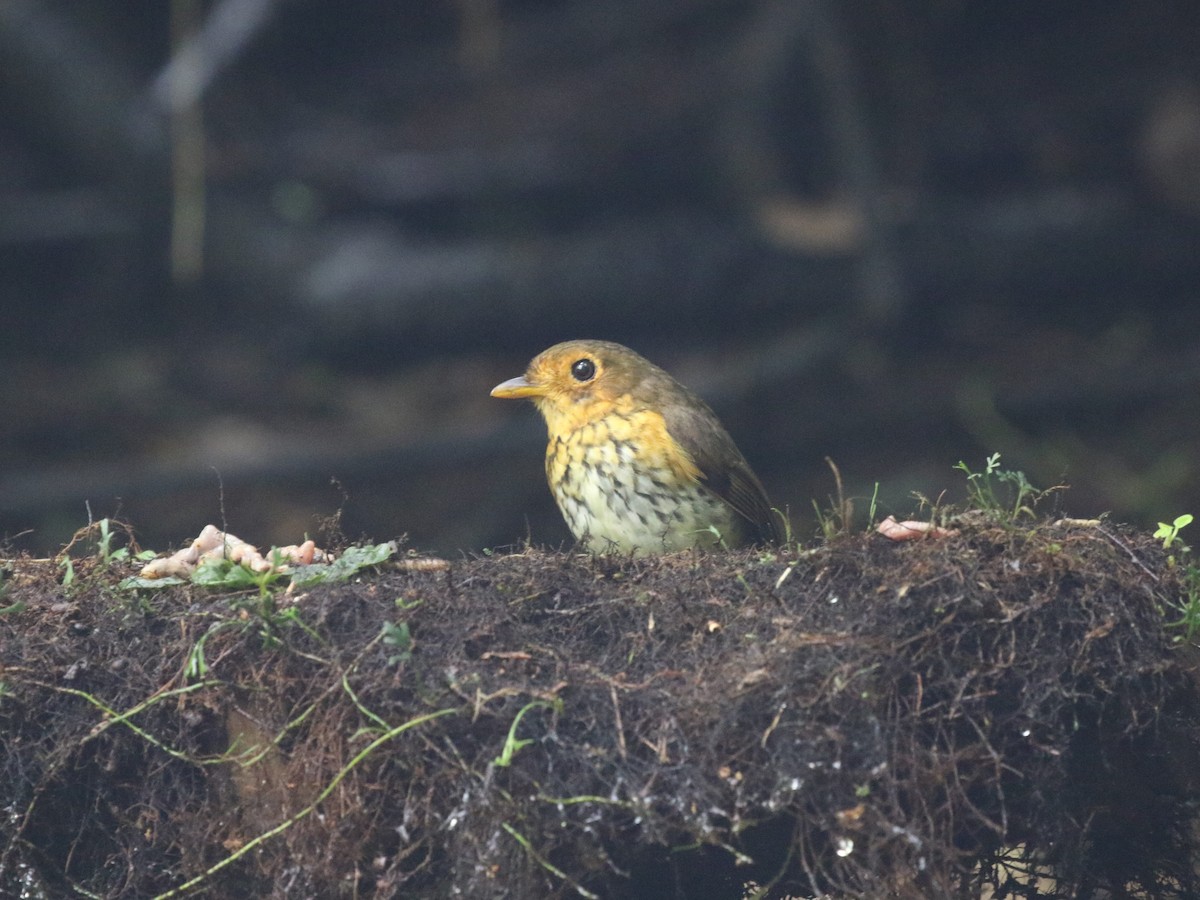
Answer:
xmin=167 ymin=0 xmax=207 ymax=284
xmin=151 ymin=0 xmax=283 ymax=283
xmin=150 ymin=0 xmax=282 ymax=113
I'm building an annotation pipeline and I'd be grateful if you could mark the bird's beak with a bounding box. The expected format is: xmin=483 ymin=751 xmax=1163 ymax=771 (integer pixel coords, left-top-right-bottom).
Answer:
xmin=491 ymin=375 xmax=544 ymax=399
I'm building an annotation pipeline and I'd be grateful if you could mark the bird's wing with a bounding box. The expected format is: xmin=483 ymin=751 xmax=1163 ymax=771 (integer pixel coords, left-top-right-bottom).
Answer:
xmin=660 ymin=394 xmax=781 ymax=544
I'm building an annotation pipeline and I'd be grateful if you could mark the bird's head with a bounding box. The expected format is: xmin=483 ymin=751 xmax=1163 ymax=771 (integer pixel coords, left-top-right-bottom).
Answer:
xmin=491 ymin=340 xmax=652 ymax=433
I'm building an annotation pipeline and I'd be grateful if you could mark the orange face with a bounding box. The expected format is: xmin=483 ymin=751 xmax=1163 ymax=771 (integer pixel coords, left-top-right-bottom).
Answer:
xmin=490 ymin=340 xmax=651 ymax=438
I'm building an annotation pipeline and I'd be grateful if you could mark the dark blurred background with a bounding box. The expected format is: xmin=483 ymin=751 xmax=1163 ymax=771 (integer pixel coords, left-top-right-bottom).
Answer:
xmin=2 ymin=0 xmax=1199 ymax=556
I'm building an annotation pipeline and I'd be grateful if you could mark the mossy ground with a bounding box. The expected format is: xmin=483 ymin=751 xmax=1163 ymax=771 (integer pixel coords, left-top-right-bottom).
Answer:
xmin=2 ymin=520 xmax=1198 ymax=898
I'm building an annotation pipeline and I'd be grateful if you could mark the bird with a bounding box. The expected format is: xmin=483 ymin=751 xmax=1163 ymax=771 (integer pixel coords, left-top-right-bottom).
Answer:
xmin=491 ymin=339 xmax=781 ymax=554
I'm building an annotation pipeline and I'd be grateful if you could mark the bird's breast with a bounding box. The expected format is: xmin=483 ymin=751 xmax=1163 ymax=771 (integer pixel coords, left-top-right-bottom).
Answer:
xmin=543 ymin=408 xmax=741 ymax=553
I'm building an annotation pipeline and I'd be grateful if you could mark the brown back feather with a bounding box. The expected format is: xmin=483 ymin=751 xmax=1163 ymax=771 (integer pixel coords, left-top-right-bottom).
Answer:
xmin=656 ymin=378 xmax=781 ymax=545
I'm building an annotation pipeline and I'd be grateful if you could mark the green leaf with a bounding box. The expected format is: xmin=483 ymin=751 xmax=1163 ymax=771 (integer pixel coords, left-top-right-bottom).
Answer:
xmin=382 ymin=620 xmax=412 ymax=665
xmin=289 ymin=542 xmax=396 ymax=588
xmin=192 ymin=556 xmax=261 ymax=589
xmin=493 ymin=699 xmax=561 ymax=767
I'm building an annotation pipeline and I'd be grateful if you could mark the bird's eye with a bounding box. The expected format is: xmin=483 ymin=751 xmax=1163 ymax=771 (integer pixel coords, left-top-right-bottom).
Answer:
xmin=570 ymin=358 xmax=596 ymax=382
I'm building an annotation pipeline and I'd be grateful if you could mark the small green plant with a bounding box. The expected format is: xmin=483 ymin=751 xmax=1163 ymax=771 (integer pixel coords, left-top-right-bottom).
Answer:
xmin=90 ymin=518 xmax=154 ymax=566
xmin=1167 ymin=565 xmax=1200 ymax=643
xmin=183 ymin=621 xmax=238 ymax=683
xmin=185 ymin=552 xmax=327 ymax=653
xmin=59 ymin=555 xmax=76 ymax=587
xmin=381 ymin=620 xmax=412 ymax=666
xmin=867 ymin=482 xmax=880 ymax=528
xmin=493 ymin=699 xmax=562 ymax=768
xmin=227 ymin=590 xmax=325 ymax=652
xmin=811 ymin=457 xmax=857 ymax=540
xmin=57 ymin=518 xmax=156 ymax=589
xmin=771 ymin=507 xmax=793 ymax=546
xmin=701 ymin=524 xmax=730 ymax=551
xmin=95 ymin=518 xmax=127 ymax=565
xmin=192 ymin=553 xmax=289 ymax=598
xmin=501 ymin=821 xmax=599 ymax=899
xmin=1151 ymin=512 xmax=1200 ymax=643
xmin=1154 ymin=514 xmax=1193 ymax=553
xmin=954 ymin=453 xmax=1042 ymax=521
xmin=811 ymin=499 xmax=835 ymax=541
